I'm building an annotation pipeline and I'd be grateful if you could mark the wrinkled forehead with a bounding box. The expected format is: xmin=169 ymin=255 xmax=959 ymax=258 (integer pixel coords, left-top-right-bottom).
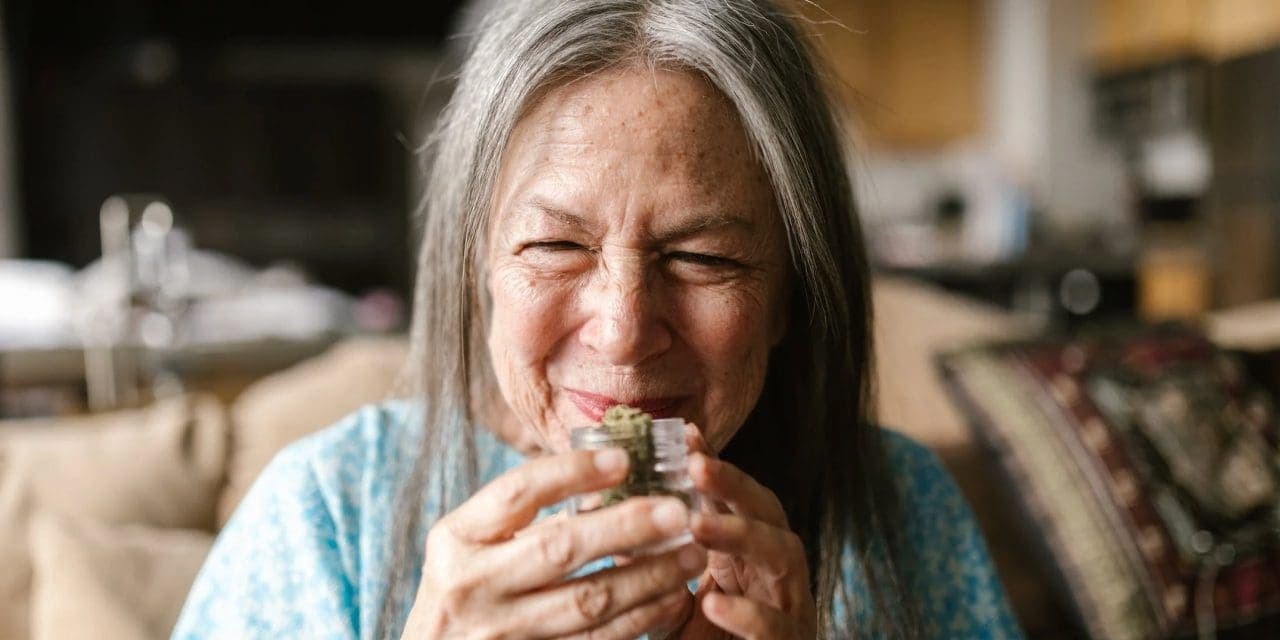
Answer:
xmin=491 ymin=66 xmax=772 ymax=225
xmin=515 ymin=66 xmax=748 ymax=152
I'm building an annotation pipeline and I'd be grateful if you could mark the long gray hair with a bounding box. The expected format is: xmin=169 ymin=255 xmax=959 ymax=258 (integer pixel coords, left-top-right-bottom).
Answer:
xmin=385 ymin=1 xmax=916 ymax=637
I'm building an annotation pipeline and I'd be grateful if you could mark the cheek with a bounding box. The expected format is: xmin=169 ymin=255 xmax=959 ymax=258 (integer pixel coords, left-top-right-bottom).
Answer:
xmin=676 ymin=285 xmax=778 ymax=447
xmin=488 ymin=267 xmax=575 ymax=359
xmin=680 ymin=292 xmax=769 ymax=357
xmin=487 ymin=265 xmax=580 ymax=439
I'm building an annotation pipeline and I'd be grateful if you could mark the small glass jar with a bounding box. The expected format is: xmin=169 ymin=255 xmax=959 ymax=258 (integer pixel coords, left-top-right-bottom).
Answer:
xmin=570 ymin=417 xmax=698 ymax=551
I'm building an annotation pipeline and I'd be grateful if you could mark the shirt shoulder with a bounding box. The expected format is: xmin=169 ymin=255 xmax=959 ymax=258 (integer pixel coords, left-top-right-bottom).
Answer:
xmin=172 ymin=406 xmax=384 ymax=639
xmin=877 ymin=429 xmax=1024 ymax=639
xmin=286 ymin=401 xmax=522 ymax=493
xmin=173 ymin=402 xmax=522 ymax=640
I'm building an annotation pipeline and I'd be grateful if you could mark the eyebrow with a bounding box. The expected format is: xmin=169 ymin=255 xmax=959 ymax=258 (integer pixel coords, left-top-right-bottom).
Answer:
xmin=521 ymin=197 xmax=756 ymax=241
xmin=524 ymin=197 xmax=598 ymax=233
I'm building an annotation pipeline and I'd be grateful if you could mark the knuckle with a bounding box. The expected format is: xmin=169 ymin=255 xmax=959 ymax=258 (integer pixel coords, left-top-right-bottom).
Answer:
xmin=781 ymin=530 xmax=804 ymax=555
xmin=491 ymin=475 xmax=528 ymax=508
xmin=437 ymin=575 xmax=483 ymax=619
xmin=571 ymin=580 xmax=614 ymax=623
xmin=645 ymin=555 xmax=683 ymax=588
xmin=770 ymin=532 xmax=807 ymax=576
xmin=441 ymin=513 xmax=485 ymax=546
xmin=535 ymin=528 xmax=577 ymax=572
xmin=784 ymin=532 xmax=810 ymax=570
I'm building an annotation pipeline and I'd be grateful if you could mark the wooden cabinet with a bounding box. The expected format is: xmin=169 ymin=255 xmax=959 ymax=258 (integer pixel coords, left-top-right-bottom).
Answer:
xmin=1093 ymin=0 xmax=1200 ymax=69
xmin=1093 ymin=0 xmax=1280 ymax=70
xmin=1200 ymin=0 xmax=1280 ymax=59
xmin=793 ymin=0 xmax=984 ymax=149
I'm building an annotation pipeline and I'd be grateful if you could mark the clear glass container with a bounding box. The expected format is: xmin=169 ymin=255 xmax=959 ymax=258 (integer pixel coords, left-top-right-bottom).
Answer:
xmin=569 ymin=417 xmax=698 ymax=551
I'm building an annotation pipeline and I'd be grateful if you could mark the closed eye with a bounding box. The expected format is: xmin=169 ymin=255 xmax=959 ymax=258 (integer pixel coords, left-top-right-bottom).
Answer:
xmin=525 ymin=240 xmax=588 ymax=252
xmin=665 ymin=251 xmax=741 ymax=268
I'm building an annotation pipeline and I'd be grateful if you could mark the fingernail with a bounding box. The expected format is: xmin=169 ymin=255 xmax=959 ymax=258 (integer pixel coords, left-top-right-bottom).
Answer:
xmin=594 ymin=448 xmax=627 ymax=473
xmin=677 ymin=545 xmax=705 ymax=572
xmin=652 ymin=500 xmax=688 ymax=534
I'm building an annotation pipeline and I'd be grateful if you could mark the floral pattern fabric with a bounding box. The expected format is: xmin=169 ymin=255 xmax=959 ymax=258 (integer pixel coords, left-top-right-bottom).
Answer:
xmin=172 ymin=402 xmax=1022 ymax=639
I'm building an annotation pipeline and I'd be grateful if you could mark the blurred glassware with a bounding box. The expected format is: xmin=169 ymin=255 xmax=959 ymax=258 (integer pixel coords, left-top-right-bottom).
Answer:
xmin=81 ymin=194 xmax=193 ymax=410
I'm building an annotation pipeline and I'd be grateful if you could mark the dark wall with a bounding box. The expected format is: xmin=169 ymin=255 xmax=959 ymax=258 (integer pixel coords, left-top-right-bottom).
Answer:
xmin=3 ymin=0 xmax=470 ymax=295
xmin=1210 ymin=47 xmax=1280 ymax=306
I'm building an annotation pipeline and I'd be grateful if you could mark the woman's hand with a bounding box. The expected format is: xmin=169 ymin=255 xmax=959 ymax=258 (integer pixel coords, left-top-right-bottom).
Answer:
xmin=665 ymin=428 xmax=818 ymax=640
xmin=401 ymin=448 xmax=706 ymax=639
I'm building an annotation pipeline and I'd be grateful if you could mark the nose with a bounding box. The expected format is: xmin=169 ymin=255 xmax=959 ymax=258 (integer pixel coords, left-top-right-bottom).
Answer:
xmin=578 ymin=253 xmax=673 ymax=366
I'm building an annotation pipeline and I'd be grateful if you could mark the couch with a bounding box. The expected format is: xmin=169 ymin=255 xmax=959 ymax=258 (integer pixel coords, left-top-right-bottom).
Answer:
xmin=0 ymin=277 xmax=1074 ymax=639
xmin=0 ymin=337 xmax=408 ymax=640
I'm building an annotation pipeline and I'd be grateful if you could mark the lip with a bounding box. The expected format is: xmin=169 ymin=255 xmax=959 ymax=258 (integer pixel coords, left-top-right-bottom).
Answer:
xmin=565 ymin=388 xmax=686 ymax=422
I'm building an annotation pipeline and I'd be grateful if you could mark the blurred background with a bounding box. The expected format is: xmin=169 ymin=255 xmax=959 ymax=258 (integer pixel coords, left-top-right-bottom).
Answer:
xmin=1 ymin=1 xmax=1279 ymax=639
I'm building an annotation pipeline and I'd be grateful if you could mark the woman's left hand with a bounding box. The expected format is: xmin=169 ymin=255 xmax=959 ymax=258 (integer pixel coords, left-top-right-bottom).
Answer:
xmin=658 ymin=428 xmax=818 ymax=639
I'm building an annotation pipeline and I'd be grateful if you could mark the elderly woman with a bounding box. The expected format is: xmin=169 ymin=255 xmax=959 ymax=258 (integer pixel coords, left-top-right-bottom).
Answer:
xmin=175 ymin=1 xmax=1020 ymax=638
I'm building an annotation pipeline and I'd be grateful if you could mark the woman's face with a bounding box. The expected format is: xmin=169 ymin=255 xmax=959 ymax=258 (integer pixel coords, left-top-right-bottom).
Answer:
xmin=485 ymin=67 xmax=789 ymax=453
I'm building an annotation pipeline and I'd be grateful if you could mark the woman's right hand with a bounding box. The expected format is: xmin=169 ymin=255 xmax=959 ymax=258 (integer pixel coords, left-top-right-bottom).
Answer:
xmin=400 ymin=448 xmax=706 ymax=639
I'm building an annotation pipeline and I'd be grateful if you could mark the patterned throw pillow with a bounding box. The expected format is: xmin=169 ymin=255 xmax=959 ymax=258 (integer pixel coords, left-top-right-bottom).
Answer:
xmin=939 ymin=326 xmax=1280 ymax=639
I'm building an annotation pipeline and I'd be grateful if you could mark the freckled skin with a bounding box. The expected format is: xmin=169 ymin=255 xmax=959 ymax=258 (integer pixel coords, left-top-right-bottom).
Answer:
xmin=485 ymin=66 xmax=789 ymax=453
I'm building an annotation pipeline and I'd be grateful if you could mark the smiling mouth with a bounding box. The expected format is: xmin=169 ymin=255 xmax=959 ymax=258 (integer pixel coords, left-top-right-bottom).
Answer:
xmin=565 ymin=388 xmax=686 ymax=421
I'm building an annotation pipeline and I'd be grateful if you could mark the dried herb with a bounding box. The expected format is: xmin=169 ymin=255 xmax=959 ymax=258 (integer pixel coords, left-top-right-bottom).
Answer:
xmin=597 ymin=405 xmax=692 ymax=508
xmin=599 ymin=405 xmax=654 ymax=506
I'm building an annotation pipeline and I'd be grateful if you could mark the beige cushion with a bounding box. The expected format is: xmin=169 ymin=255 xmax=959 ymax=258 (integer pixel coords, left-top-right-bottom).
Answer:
xmin=872 ymin=275 xmax=1037 ymax=449
xmin=28 ymin=514 xmax=214 ymax=640
xmin=0 ymin=394 xmax=227 ymax=640
xmin=218 ymin=335 xmax=408 ymax=525
xmin=871 ymin=276 xmax=1065 ymax=632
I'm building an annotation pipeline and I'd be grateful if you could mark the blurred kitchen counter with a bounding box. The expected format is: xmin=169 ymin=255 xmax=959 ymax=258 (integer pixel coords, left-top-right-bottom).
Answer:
xmin=0 ymin=335 xmax=350 ymax=417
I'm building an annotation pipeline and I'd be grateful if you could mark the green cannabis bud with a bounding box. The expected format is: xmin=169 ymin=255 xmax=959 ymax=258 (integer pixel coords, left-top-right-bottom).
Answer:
xmin=599 ymin=405 xmax=656 ymax=507
xmin=597 ymin=405 xmax=692 ymax=509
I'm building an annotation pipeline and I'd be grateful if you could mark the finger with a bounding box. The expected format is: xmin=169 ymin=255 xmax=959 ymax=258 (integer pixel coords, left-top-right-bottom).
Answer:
xmin=669 ymin=582 xmax=729 ymax=638
xmin=564 ymin=589 xmax=689 ymax=640
xmin=680 ymin=425 xmax=734 ymax=518
xmin=491 ymin=497 xmax=695 ymax=592
xmin=691 ymin=511 xmax=806 ymax=578
xmin=513 ymin=509 xmax=569 ymax=536
xmin=512 ymin=545 xmax=705 ymax=637
xmin=702 ymin=592 xmax=798 ymax=640
xmin=445 ymin=448 xmax=628 ymax=543
xmin=684 ymin=421 xmax=713 ymax=455
xmin=689 ymin=452 xmax=788 ymax=527
xmin=645 ymin=583 xmax=697 ymax=639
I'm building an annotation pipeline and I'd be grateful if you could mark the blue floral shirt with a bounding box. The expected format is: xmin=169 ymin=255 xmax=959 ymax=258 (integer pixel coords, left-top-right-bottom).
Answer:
xmin=173 ymin=402 xmax=1022 ymax=639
